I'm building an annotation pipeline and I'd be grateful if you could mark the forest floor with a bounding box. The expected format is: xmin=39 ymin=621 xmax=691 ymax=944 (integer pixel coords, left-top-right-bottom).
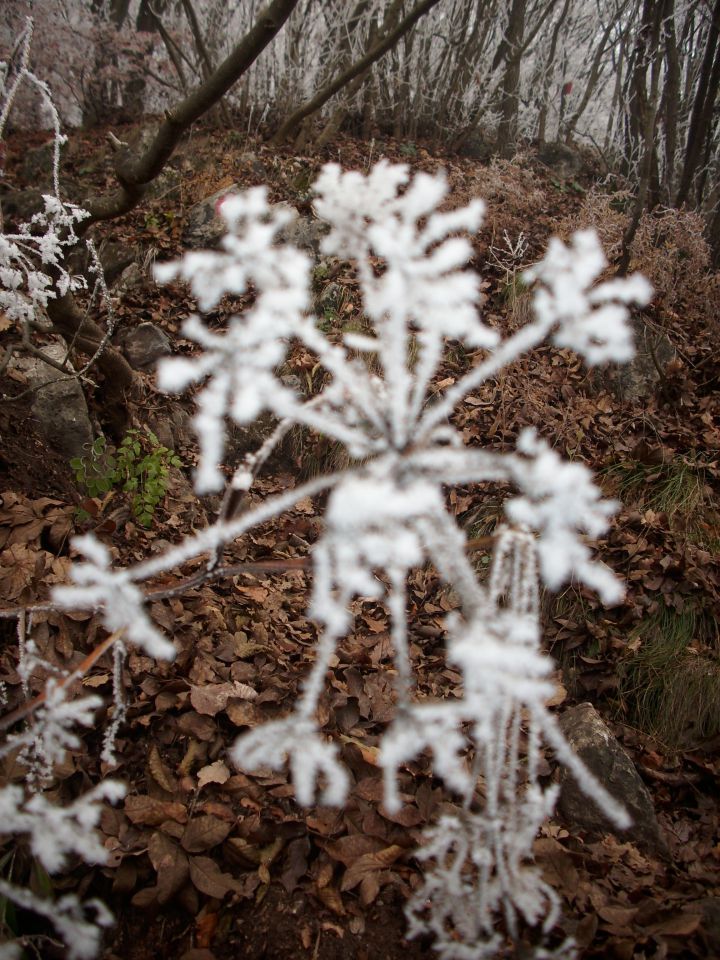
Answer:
xmin=1 ymin=121 xmax=720 ymax=959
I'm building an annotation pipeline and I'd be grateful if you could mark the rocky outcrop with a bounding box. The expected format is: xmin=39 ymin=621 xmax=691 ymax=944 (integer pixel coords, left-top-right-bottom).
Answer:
xmin=182 ymin=187 xmax=327 ymax=255
xmin=557 ymin=702 xmax=668 ymax=855
xmin=605 ymin=322 xmax=676 ymax=403
xmin=182 ymin=184 xmax=243 ymax=249
xmin=119 ymin=322 xmax=172 ymax=371
xmin=10 ymin=338 xmax=94 ymax=460
xmin=537 ymin=141 xmax=583 ymax=178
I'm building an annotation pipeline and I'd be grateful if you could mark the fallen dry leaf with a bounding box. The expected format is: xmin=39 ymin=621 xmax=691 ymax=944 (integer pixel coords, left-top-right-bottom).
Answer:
xmin=190 ymin=681 xmax=257 ymax=716
xmin=340 ymin=845 xmax=404 ymax=892
xmin=181 ymin=815 xmax=233 ymax=853
xmin=188 ymin=856 xmax=242 ymax=899
xmin=148 ymin=832 xmax=190 ymax=904
xmin=124 ymin=795 xmax=188 ymax=827
xmin=197 ymin=760 xmax=231 ymax=789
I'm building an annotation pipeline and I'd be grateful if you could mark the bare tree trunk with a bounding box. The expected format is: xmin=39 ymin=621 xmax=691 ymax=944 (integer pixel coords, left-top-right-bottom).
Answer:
xmin=659 ymin=0 xmax=680 ymax=200
xmin=675 ymin=0 xmax=720 ymax=205
xmin=180 ymin=0 xmax=232 ymax=125
xmin=619 ymin=0 xmax=663 ymax=274
xmin=80 ymin=0 xmax=301 ymax=228
xmin=564 ymin=16 xmax=616 ymax=143
xmin=536 ymin=0 xmax=570 ymax=146
xmin=496 ymin=0 xmax=527 ymax=158
xmin=312 ymin=0 xmax=375 ymax=148
xmin=270 ymin=0 xmax=443 ymax=146
xmin=40 ymin=0 xmax=301 ymax=417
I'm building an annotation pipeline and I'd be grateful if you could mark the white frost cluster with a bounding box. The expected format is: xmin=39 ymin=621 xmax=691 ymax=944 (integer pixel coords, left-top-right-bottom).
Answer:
xmin=231 ymin=716 xmax=349 ymax=806
xmin=0 ymin=780 xmax=125 ymax=873
xmin=524 ymin=229 xmax=652 ymax=365
xmin=0 ymin=779 xmax=124 ymax=959
xmin=52 ymin=535 xmax=175 ymax=659
xmin=16 ymin=679 xmax=102 ymax=785
xmin=146 ymin=161 xmax=644 ymax=958
xmin=155 ymin=188 xmax=309 ymax=491
xmin=314 ymin=162 xmax=498 ymax=349
xmin=506 ymin=429 xmax=623 ymax=603
xmin=311 ymin=471 xmax=445 ymax=632
xmin=0 ymin=21 xmax=91 ymax=332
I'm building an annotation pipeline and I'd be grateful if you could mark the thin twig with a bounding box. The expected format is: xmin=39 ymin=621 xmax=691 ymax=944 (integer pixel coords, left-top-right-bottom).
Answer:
xmin=0 ymin=629 xmax=123 ymax=732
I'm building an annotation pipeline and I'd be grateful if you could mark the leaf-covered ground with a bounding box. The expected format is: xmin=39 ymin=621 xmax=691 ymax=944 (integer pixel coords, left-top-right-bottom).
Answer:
xmin=1 ymin=122 xmax=719 ymax=959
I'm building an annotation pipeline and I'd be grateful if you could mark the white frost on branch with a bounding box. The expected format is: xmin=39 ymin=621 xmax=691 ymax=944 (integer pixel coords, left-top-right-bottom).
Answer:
xmin=15 ymin=680 xmax=102 ymax=785
xmin=506 ymin=429 xmax=623 ymax=603
xmin=232 ymin=717 xmax=349 ymax=806
xmin=0 ymin=780 xmax=125 ymax=873
xmin=52 ymin=535 xmax=175 ymax=659
xmin=523 ymin=229 xmax=652 ymax=365
xmin=0 ymin=20 xmax=91 ymax=331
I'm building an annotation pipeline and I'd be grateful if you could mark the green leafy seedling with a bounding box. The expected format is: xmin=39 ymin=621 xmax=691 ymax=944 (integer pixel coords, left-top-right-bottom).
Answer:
xmin=71 ymin=428 xmax=182 ymax=527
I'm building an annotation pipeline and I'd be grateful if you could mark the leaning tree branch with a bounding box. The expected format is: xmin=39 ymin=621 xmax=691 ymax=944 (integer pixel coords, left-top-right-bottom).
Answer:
xmin=270 ymin=0 xmax=444 ymax=145
xmin=79 ymin=0 xmax=302 ymax=229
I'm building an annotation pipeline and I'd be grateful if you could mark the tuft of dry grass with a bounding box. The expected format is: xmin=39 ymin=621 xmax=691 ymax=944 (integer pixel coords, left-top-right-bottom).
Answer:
xmin=617 ymin=602 xmax=720 ymax=748
xmin=562 ymin=190 xmax=713 ymax=313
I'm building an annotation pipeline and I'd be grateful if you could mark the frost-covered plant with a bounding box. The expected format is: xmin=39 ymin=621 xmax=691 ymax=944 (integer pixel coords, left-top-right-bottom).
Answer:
xmin=1 ymin=22 xmax=88 ymax=319
xmin=0 ymin=21 xmax=153 ymax=960
xmin=0 ymin=19 xmax=114 ymax=389
xmin=127 ymin=160 xmax=649 ymax=955
xmin=0 ymin=781 xmax=125 ymax=960
xmin=16 ymin=159 xmax=650 ymax=958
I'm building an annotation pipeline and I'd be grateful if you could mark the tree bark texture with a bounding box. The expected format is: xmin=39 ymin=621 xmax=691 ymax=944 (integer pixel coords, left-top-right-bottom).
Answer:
xmin=496 ymin=0 xmax=527 ymax=158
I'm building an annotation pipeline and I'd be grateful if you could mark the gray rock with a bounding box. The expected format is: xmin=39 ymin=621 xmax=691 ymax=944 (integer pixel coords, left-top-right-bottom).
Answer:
xmin=145 ymin=165 xmax=182 ymax=202
xmin=18 ymin=143 xmax=81 ymax=199
xmin=10 ymin=339 xmax=93 ymax=460
xmin=239 ymin=152 xmax=267 ymax=179
xmin=147 ymin=414 xmax=176 ymax=452
xmin=182 ymin=187 xmax=327 ymax=256
xmin=605 ymin=322 xmax=676 ymax=403
xmin=0 ymin=188 xmax=46 ymax=225
xmin=276 ymin=203 xmax=329 ymax=256
xmin=538 ymin=141 xmax=583 ymax=178
xmin=170 ymin=407 xmax=194 ymax=448
xmin=557 ymin=702 xmax=668 ymax=855
xmin=114 ymin=262 xmax=150 ymax=299
xmin=458 ymin=133 xmax=494 ymax=162
xmin=182 ymin=183 xmax=243 ymax=249
xmin=120 ymin=323 xmax=171 ymax=370
xmin=317 ymin=282 xmax=343 ymax=313
xmin=98 ymin=240 xmax=140 ymax=286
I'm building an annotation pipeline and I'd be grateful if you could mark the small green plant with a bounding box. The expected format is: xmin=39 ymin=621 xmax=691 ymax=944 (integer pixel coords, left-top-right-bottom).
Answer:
xmin=399 ymin=141 xmax=417 ymax=158
xmin=71 ymin=429 xmax=181 ymax=526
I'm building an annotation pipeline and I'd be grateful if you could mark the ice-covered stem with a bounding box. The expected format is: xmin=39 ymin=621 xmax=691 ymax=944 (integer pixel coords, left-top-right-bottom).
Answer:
xmin=130 ymin=472 xmax=340 ymax=581
xmin=0 ymin=19 xmax=34 ymax=138
xmin=0 ymin=880 xmax=115 ymax=960
xmin=101 ymin=639 xmax=127 ymax=766
xmin=387 ymin=565 xmax=412 ymax=706
xmin=52 ymin=536 xmax=176 ymax=660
